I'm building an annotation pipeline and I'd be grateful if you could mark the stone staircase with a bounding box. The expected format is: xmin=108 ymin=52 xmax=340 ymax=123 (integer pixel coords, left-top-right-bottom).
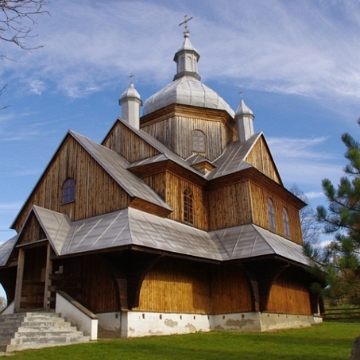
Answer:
xmin=0 ymin=312 xmax=90 ymax=353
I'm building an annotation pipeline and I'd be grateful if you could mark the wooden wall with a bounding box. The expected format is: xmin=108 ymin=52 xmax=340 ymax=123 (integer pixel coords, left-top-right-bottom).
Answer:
xmin=52 ymin=254 xmax=118 ymax=313
xmin=142 ymin=112 xmax=237 ymax=161
xmin=267 ymin=268 xmax=312 ymax=315
xmin=246 ymin=137 xmax=281 ymax=184
xmin=103 ymin=121 xmax=160 ymax=162
xmin=135 ymin=258 xmax=252 ymax=314
xmin=17 ymin=213 xmax=46 ymax=245
xmin=249 ymin=182 xmax=303 ymax=244
xmin=14 ymin=135 xmax=132 ymax=232
xmin=207 ymin=181 xmax=252 ymax=231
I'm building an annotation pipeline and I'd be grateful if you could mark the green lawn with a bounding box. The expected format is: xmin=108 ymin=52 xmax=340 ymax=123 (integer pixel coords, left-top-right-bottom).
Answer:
xmin=7 ymin=321 xmax=359 ymax=360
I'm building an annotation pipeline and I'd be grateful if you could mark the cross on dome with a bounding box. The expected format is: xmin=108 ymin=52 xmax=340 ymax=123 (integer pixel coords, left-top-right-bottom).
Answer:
xmin=179 ymin=15 xmax=193 ymax=36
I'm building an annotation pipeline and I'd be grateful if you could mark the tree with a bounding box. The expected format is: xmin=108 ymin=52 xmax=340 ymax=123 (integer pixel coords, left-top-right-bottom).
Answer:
xmin=316 ymin=119 xmax=360 ymax=305
xmin=1 ymin=0 xmax=48 ymax=56
xmin=290 ymin=184 xmax=321 ymax=247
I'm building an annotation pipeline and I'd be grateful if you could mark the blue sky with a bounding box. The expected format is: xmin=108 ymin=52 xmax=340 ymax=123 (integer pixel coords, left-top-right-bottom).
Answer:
xmin=1 ymin=0 xmax=360 ymax=244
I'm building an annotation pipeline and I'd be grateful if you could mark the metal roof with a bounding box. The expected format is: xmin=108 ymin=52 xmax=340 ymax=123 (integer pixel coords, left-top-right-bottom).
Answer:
xmin=1 ymin=206 xmax=309 ymax=267
xmin=70 ymin=131 xmax=172 ymax=211
xmin=143 ymin=76 xmax=235 ymax=117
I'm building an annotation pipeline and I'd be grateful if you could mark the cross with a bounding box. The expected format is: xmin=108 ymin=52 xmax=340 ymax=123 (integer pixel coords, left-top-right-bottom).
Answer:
xmin=179 ymin=15 xmax=193 ymax=34
xmin=239 ymin=90 xmax=244 ymax=99
xmin=129 ymin=73 xmax=134 ymax=84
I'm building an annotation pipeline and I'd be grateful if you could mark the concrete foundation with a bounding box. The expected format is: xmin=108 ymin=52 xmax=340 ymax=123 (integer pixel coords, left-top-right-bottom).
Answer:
xmin=115 ymin=311 xmax=322 ymax=337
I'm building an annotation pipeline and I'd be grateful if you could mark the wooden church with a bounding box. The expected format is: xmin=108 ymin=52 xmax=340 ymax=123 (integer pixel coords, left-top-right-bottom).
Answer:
xmin=0 ymin=25 xmax=322 ymax=337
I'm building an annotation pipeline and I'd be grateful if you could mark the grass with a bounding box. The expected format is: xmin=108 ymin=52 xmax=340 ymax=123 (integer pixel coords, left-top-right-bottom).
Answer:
xmin=6 ymin=321 xmax=359 ymax=360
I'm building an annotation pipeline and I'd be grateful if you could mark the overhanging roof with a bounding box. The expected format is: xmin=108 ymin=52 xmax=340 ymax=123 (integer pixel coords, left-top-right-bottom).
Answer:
xmin=0 ymin=206 xmax=310 ymax=267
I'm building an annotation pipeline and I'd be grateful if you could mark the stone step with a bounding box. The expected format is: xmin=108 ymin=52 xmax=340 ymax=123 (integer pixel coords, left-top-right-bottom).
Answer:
xmin=0 ymin=312 xmax=90 ymax=353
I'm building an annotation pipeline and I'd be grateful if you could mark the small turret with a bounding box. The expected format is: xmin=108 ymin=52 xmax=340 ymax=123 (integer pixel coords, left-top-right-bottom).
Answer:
xmin=119 ymin=80 xmax=142 ymax=130
xmin=235 ymin=96 xmax=254 ymax=143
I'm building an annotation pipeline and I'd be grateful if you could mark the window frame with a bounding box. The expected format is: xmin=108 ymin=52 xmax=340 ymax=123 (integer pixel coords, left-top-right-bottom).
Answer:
xmin=192 ymin=129 xmax=206 ymax=153
xmin=62 ymin=178 xmax=75 ymax=205
xmin=183 ymin=188 xmax=194 ymax=225
xmin=282 ymin=207 xmax=291 ymax=238
xmin=267 ymin=198 xmax=276 ymax=231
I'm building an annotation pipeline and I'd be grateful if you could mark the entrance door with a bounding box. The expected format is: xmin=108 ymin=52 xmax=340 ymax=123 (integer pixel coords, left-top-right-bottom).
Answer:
xmin=14 ymin=244 xmax=52 ymax=312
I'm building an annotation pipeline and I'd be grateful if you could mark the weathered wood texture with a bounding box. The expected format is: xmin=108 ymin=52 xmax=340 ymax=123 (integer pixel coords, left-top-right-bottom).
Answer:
xmin=17 ymin=213 xmax=46 ymax=245
xmin=14 ymin=135 xmax=132 ymax=233
xmin=141 ymin=107 xmax=237 ymax=161
xmin=207 ymin=180 xmax=252 ymax=230
xmin=165 ymin=172 xmax=207 ymax=229
xmin=249 ymin=182 xmax=303 ymax=244
xmin=20 ymin=246 xmax=47 ymax=309
xmin=246 ymin=136 xmax=281 ymax=184
xmin=102 ymin=120 xmax=160 ymax=162
xmin=267 ymin=268 xmax=312 ymax=315
xmin=135 ymin=258 xmax=252 ymax=314
xmin=51 ymin=255 xmax=118 ymax=313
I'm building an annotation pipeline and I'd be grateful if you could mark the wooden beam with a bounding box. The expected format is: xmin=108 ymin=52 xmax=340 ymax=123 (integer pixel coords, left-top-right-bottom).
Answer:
xmin=43 ymin=243 xmax=52 ymax=310
xmin=14 ymin=249 xmax=25 ymax=312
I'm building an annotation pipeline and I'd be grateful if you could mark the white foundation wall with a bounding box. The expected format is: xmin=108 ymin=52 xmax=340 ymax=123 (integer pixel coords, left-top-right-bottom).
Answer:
xmin=259 ymin=313 xmax=322 ymax=331
xmin=96 ymin=312 xmax=121 ymax=331
xmin=120 ymin=311 xmax=322 ymax=337
xmin=125 ymin=311 xmax=211 ymax=337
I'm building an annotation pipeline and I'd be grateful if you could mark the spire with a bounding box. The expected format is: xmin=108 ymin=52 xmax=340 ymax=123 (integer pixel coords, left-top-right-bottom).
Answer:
xmin=235 ymin=92 xmax=254 ymax=143
xmin=173 ymin=15 xmax=201 ymax=81
xmin=119 ymin=74 xmax=142 ymax=129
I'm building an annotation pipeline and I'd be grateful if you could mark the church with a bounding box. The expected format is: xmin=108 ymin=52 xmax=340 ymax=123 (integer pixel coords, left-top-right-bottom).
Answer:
xmin=0 ymin=22 xmax=322 ymax=338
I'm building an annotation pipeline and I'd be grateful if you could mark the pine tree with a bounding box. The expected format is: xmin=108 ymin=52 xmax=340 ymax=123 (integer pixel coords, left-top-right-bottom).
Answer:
xmin=316 ymin=119 xmax=360 ymax=305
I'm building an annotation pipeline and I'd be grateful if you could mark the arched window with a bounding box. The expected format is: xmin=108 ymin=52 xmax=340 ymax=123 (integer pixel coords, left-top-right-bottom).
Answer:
xmin=267 ymin=198 xmax=276 ymax=231
xmin=192 ymin=130 xmax=205 ymax=153
xmin=183 ymin=188 xmax=194 ymax=225
xmin=62 ymin=178 xmax=75 ymax=204
xmin=282 ymin=208 xmax=291 ymax=238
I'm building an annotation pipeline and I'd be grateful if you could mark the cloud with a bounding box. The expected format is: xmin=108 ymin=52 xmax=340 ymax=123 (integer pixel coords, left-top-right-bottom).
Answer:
xmin=0 ymin=202 xmax=22 ymax=211
xmin=1 ymin=0 xmax=360 ymax=106
xmin=29 ymin=79 xmax=46 ymax=95
xmin=267 ymin=136 xmax=343 ymax=186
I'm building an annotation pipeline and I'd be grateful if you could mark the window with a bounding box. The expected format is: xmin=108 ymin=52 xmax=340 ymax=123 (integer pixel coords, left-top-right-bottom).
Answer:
xmin=62 ymin=178 xmax=75 ymax=204
xmin=192 ymin=130 xmax=205 ymax=153
xmin=267 ymin=198 xmax=276 ymax=231
xmin=282 ymin=208 xmax=291 ymax=238
xmin=183 ymin=188 xmax=194 ymax=225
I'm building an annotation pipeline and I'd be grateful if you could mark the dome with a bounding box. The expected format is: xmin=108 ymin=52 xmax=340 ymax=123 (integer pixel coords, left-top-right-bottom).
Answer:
xmin=143 ymin=76 xmax=235 ymax=117
xmin=143 ymin=31 xmax=234 ymax=118
xmin=235 ymin=99 xmax=253 ymax=117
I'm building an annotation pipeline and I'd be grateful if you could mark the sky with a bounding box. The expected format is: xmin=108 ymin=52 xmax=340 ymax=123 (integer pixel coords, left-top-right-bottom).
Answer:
xmin=1 ymin=0 xmax=360 ymax=245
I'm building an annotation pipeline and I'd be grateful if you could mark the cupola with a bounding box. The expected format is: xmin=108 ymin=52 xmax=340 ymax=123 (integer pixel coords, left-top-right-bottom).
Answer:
xmin=119 ymin=80 xmax=142 ymax=130
xmin=235 ymin=97 xmax=254 ymax=143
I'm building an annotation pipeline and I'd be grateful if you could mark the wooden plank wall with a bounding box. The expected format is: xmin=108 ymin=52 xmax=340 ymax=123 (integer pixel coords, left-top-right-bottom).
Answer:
xmin=17 ymin=213 xmax=46 ymax=245
xmin=207 ymin=181 xmax=252 ymax=231
xmin=14 ymin=136 xmax=132 ymax=232
xmin=249 ymin=182 xmax=303 ymax=244
xmin=52 ymin=255 xmax=118 ymax=313
xmin=164 ymin=171 xmax=207 ymax=230
xmin=246 ymin=137 xmax=281 ymax=184
xmin=102 ymin=121 xmax=160 ymax=162
xmin=135 ymin=258 xmax=252 ymax=314
xmin=142 ymin=115 xmax=236 ymax=161
xmin=267 ymin=268 xmax=312 ymax=315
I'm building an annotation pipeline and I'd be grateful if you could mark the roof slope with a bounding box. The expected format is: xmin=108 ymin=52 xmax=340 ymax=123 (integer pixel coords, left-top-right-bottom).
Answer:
xmin=1 ymin=206 xmax=309 ymax=267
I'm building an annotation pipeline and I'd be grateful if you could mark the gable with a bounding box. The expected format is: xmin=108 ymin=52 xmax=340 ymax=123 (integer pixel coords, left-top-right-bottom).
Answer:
xmin=102 ymin=120 xmax=160 ymax=163
xmin=17 ymin=212 xmax=47 ymax=246
xmin=13 ymin=134 xmax=132 ymax=233
xmin=245 ymin=135 xmax=282 ymax=184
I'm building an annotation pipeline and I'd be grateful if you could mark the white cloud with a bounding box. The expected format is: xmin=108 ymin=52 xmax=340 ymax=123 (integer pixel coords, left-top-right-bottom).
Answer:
xmin=2 ymin=0 xmax=360 ymax=106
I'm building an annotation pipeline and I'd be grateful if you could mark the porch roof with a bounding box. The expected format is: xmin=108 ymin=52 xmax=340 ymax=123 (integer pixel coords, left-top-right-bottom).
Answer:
xmin=0 ymin=206 xmax=310 ymax=267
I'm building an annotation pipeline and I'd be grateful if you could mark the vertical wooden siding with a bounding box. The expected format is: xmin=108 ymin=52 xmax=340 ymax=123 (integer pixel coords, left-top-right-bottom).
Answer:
xmin=249 ymin=182 xmax=303 ymax=244
xmin=14 ymin=135 xmax=132 ymax=232
xmin=135 ymin=259 xmax=252 ymax=314
xmin=245 ymin=137 xmax=281 ymax=184
xmin=207 ymin=181 xmax=252 ymax=231
xmin=102 ymin=121 xmax=160 ymax=162
xmin=165 ymin=171 xmax=207 ymax=230
xmin=142 ymin=114 xmax=236 ymax=161
xmin=267 ymin=269 xmax=311 ymax=315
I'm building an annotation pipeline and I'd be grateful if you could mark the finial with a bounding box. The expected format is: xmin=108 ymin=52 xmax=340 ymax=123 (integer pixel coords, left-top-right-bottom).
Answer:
xmin=239 ymin=90 xmax=244 ymax=99
xmin=129 ymin=73 xmax=135 ymax=84
xmin=179 ymin=15 xmax=193 ymax=36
